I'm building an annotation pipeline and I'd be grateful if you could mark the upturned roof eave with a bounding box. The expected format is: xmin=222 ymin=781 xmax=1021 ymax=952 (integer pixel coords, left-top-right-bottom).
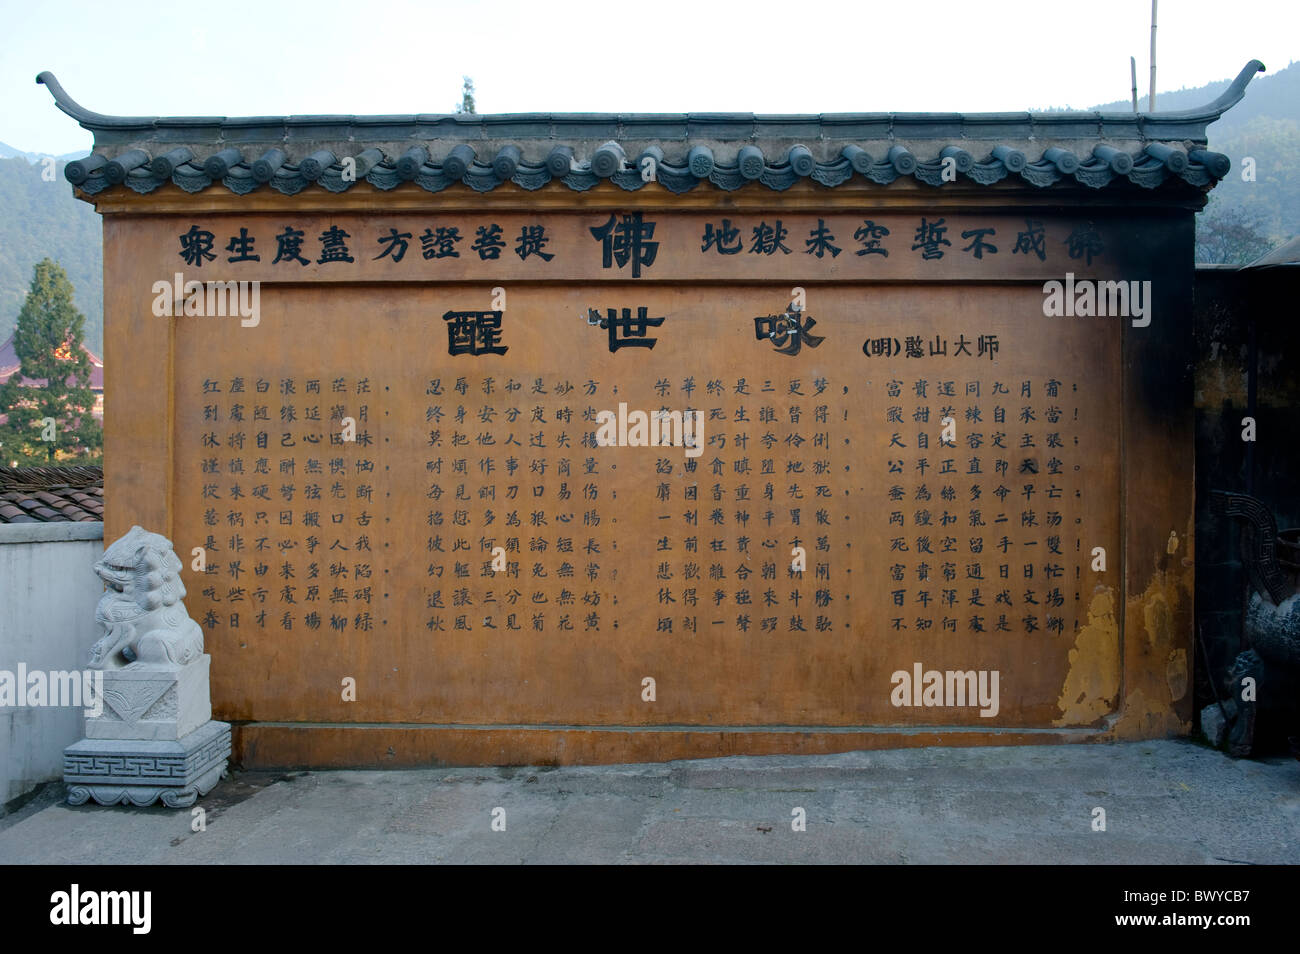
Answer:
xmin=36 ymin=61 xmax=1265 ymax=149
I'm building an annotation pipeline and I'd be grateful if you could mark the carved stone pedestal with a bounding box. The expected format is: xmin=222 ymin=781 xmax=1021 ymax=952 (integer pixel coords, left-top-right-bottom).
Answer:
xmin=64 ymin=719 xmax=231 ymax=808
xmin=86 ymin=655 xmax=212 ymax=741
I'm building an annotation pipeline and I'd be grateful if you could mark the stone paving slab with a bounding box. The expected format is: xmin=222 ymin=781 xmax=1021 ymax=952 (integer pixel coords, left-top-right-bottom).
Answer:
xmin=1 ymin=740 xmax=1296 ymax=864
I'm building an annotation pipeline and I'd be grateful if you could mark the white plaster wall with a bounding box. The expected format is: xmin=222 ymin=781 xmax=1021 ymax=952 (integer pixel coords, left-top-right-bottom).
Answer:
xmin=0 ymin=524 xmax=104 ymax=805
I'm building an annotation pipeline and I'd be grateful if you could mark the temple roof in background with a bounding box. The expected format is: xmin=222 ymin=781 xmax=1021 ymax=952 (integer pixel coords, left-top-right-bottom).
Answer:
xmin=0 ymin=334 xmax=103 ymax=391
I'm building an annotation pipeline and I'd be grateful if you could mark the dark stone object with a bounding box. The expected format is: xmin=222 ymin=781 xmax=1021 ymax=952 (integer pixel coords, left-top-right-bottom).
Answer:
xmin=396 ymin=146 xmax=429 ymax=181
xmin=590 ymin=141 xmax=625 ymax=178
xmin=104 ymin=149 xmax=149 ymax=184
xmin=1189 ymin=149 xmax=1231 ymax=179
xmin=442 ymin=144 xmax=475 ymax=180
xmin=202 ymin=147 xmax=243 ymax=180
xmin=492 ymin=145 xmax=521 ymax=179
xmin=634 ymin=145 xmax=664 ymax=180
xmin=991 ymin=145 xmax=1026 ymax=172
xmin=1210 ymin=491 xmax=1292 ymax=604
xmin=887 ymin=145 xmax=915 ymax=175
xmin=786 ymin=145 xmax=814 ymax=177
xmin=1092 ymin=144 xmax=1133 ymax=175
xmin=1226 ymin=650 xmax=1262 ymax=757
xmin=1246 ymin=590 xmax=1300 ymax=671
xmin=251 ymin=148 xmax=287 ymax=182
xmin=1043 ymin=147 xmax=1079 ymax=174
xmin=687 ymin=144 xmax=714 ymax=178
xmin=352 ymin=147 xmax=384 ymax=178
xmin=736 ymin=145 xmax=765 ymax=180
xmin=546 ymin=145 xmax=573 ymax=177
xmin=64 ymin=152 xmax=107 ymax=185
xmin=299 ymin=149 xmax=337 ymax=181
xmin=940 ymin=145 xmax=973 ymax=174
xmin=151 ymin=147 xmax=194 ymax=178
xmin=1146 ymin=142 xmax=1188 ymax=173
xmin=840 ymin=144 xmax=872 ymax=174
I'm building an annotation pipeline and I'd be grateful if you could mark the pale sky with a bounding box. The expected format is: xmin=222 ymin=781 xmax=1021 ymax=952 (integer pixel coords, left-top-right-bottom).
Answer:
xmin=3 ymin=0 xmax=1296 ymax=155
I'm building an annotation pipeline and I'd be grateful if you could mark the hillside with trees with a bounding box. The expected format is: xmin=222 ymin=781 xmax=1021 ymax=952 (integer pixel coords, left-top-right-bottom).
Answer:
xmin=0 ymin=156 xmax=103 ymax=351
xmin=1087 ymin=61 xmax=1300 ymax=262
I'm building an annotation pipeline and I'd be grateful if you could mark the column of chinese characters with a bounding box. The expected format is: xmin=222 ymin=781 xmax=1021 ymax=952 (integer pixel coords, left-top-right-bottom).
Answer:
xmin=882 ymin=376 xmax=1083 ymax=639
xmin=622 ymin=375 xmax=840 ymax=637
xmin=190 ymin=375 xmax=384 ymax=639
xmin=421 ymin=374 xmax=593 ymax=636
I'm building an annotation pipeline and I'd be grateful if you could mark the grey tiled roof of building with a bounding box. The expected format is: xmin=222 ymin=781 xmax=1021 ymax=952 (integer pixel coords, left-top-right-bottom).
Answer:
xmin=38 ymin=61 xmax=1263 ymax=198
xmin=0 ymin=466 xmax=103 ymax=523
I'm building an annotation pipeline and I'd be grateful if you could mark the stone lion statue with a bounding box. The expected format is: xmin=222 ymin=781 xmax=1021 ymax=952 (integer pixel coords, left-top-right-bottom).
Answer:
xmin=88 ymin=525 xmax=204 ymax=670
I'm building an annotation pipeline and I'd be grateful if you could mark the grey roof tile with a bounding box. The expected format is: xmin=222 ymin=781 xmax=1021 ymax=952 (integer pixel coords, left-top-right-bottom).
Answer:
xmin=0 ymin=467 xmax=104 ymax=523
xmin=37 ymin=61 xmax=1264 ymax=200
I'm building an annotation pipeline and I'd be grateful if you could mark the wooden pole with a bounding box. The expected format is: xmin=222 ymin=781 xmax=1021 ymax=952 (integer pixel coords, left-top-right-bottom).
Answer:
xmin=1149 ymin=0 xmax=1158 ymax=111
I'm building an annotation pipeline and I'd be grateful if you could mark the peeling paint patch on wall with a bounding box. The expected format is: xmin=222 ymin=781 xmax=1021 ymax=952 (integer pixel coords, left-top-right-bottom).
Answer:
xmin=1111 ymin=526 xmax=1196 ymax=740
xmin=1054 ymin=588 xmax=1121 ymax=726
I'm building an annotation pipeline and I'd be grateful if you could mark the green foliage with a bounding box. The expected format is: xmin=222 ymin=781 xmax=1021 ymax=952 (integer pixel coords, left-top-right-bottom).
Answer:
xmin=456 ymin=76 xmax=477 ymax=116
xmin=1202 ymin=115 xmax=1300 ymax=247
xmin=0 ymin=157 xmax=103 ymax=351
xmin=1108 ymin=61 xmax=1300 ymax=258
xmin=0 ymin=258 xmax=102 ymax=465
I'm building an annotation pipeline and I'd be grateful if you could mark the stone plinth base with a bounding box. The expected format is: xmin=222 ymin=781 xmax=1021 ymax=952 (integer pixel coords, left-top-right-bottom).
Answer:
xmin=64 ymin=719 xmax=230 ymax=808
xmin=86 ymin=655 xmax=212 ymax=741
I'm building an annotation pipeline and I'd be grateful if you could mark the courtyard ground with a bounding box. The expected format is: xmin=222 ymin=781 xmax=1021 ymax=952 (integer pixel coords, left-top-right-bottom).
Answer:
xmin=1 ymin=739 xmax=1296 ymax=864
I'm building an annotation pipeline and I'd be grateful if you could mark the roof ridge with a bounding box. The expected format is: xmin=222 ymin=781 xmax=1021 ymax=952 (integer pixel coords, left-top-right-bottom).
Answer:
xmin=41 ymin=64 xmax=1262 ymax=199
xmin=36 ymin=62 xmax=1265 ymax=144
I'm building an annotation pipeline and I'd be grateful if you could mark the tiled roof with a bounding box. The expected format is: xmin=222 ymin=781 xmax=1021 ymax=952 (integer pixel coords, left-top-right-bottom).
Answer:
xmin=0 ymin=333 xmax=104 ymax=391
xmin=38 ymin=61 xmax=1263 ymax=199
xmin=0 ymin=466 xmax=103 ymax=523
xmin=1244 ymin=236 xmax=1300 ymax=269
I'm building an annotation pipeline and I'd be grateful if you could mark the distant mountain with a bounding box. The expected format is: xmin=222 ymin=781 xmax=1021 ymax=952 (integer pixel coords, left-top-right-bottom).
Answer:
xmin=1086 ymin=60 xmax=1300 ymax=141
xmin=1086 ymin=61 xmax=1300 ymax=250
xmin=0 ymin=157 xmax=103 ymax=351
xmin=0 ymin=141 xmax=85 ymax=163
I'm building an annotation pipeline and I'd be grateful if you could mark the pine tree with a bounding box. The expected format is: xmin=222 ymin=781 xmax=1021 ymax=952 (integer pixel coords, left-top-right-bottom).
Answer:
xmin=0 ymin=258 xmax=102 ymax=465
xmin=456 ymin=76 xmax=477 ymax=115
